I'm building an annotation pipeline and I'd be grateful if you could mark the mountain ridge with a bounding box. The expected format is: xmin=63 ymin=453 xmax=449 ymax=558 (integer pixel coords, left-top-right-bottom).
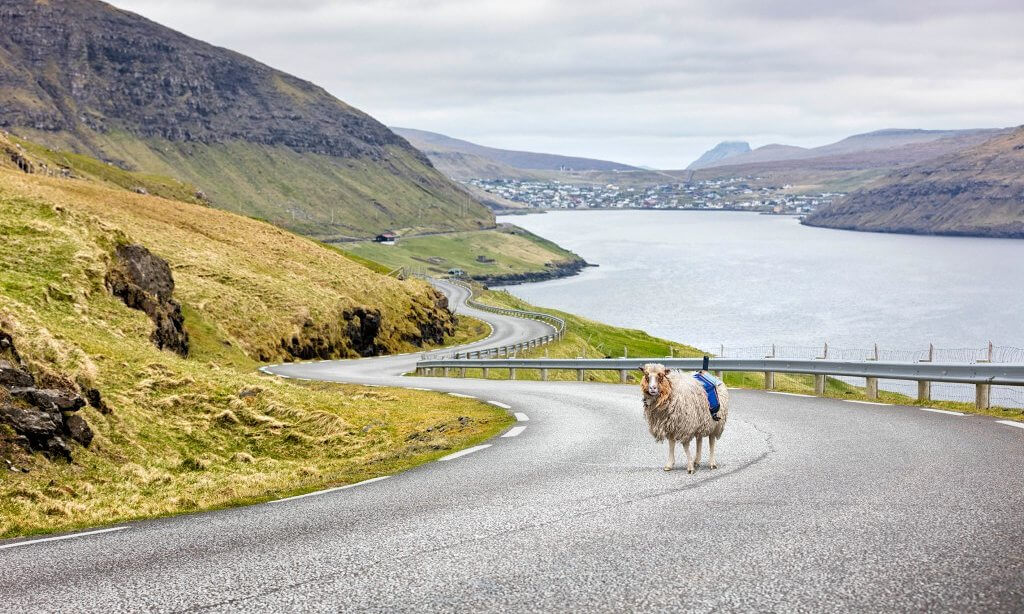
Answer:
xmin=0 ymin=0 xmax=493 ymax=239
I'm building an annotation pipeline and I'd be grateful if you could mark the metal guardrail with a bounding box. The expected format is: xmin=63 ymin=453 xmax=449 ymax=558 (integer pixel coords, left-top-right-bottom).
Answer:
xmin=440 ymin=279 xmax=565 ymax=359
xmin=413 ymin=356 xmax=1024 ymax=409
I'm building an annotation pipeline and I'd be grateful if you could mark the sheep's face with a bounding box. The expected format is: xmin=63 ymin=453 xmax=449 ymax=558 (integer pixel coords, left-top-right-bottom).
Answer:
xmin=639 ymin=363 xmax=671 ymax=400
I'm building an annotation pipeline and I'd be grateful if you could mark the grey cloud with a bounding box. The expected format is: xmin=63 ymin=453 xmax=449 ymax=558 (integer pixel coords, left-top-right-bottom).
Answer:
xmin=111 ymin=0 xmax=1024 ymax=167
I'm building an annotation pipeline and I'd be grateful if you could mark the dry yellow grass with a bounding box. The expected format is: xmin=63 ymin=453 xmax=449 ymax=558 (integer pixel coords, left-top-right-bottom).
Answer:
xmin=0 ymin=160 xmax=512 ymax=538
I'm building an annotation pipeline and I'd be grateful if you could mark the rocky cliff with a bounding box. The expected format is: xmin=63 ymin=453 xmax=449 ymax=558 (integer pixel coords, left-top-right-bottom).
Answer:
xmin=803 ymin=127 xmax=1024 ymax=238
xmin=0 ymin=0 xmax=493 ymax=239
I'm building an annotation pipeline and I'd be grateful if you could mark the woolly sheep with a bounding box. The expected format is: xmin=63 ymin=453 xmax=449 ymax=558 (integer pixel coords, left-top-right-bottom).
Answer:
xmin=639 ymin=363 xmax=729 ymax=473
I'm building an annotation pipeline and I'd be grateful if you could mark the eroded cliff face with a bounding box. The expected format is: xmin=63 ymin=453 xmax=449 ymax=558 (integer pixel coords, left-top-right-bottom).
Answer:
xmin=0 ymin=0 xmax=416 ymax=162
xmin=106 ymin=244 xmax=190 ymax=357
xmin=804 ymin=127 xmax=1024 ymax=239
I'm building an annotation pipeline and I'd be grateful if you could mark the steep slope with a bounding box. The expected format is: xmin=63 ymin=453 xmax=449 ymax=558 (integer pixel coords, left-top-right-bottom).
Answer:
xmin=686 ymin=141 xmax=751 ymax=170
xmin=0 ymin=136 xmax=511 ymax=536
xmin=0 ymin=0 xmax=493 ymax=239
xmin=392 ymin=127 xmax=637 ymax=175
xmin=803 ymin=127 xmax=1024 ymax=238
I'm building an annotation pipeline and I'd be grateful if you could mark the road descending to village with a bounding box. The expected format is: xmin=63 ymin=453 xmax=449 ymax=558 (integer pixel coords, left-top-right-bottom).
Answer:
xmin=2 ymin=280 xmax=1022 ymax=612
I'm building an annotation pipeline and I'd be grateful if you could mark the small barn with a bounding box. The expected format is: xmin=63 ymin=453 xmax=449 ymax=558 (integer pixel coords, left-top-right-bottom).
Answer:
xmin=374 ymin=232 xmax=397 ymax=243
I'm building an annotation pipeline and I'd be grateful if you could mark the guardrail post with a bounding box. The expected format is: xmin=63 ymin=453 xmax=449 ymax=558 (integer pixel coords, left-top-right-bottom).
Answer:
xmin=416 ymin=367 xmax=424 ymax=376
xmin=541 ymin=368 xmax=548 ymax=381
xmin=483 ymin=367 xmax=490 ymax=378
xmin=443 ymin=367 xmax=451 ymax=377
xmin=509 ymin=368 xmax=517 ymax=380
xmin=459 ymin=367 xmax=466 ymax=378
xmin=764 ymin=371 xmax=775 ymax=390
xmin=865 ymin=377 xmax=878 ymax=399
xmin=976 ymin=383 xmax=990 ymax=410
xmin=917 ymin=381 xmax=931 ymax=402
xmin=619 ymin=369 xmax=628 ymax=383
xmin=577 ymin=368 xmax=585 ymax=382
xmin=814 ymin=374 xmax=825 ymax=396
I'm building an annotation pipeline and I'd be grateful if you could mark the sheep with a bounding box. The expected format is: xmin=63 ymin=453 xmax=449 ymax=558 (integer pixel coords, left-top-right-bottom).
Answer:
xmin=639 ymin=363 xmax=729 ymax=473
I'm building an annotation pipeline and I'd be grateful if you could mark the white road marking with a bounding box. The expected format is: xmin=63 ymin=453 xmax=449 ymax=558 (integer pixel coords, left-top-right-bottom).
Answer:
xmin=448 ymin=393 xmax=476 ymax=399
xmin=770 ymin=392 xmax=815 ymax=397
xmin=996 ymin=420 xmax=1024 ymax=430
xmin=489 ymin=401 xmax=512 ymax=409
xmin=920 ymin=407 xmax=965 ymax=416
xmin=502 ymin=426 xmax=527 ymax=438
xmin=0 ymin=527 xmax=127 ymax=551
xmin=846 ymin=400 xmax=889 ymax=406
xmin=269 ymin=476 xmax=391 ymax=504
xmin=438 ymin=444 xmax=491 ymax=461
xmin=514 ymin=412 xmax=530 ymax=422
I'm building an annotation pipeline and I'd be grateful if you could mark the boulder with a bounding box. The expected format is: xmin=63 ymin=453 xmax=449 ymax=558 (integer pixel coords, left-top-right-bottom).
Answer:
xmin=0 ymin=404 xmax=62 ymax=442
xmin=0 ymin=359 xmax=34 ymax=389
xmin=105 ymin=244 xmax=189 ymax=356
xmin=10 ymin=387 xmax=85 ymax=412
xmin=65 ymin=414 xmax=93 ymax=447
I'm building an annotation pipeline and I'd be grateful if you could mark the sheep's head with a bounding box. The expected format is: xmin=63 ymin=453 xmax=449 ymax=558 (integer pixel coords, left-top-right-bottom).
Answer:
xmin=639 ymin=363 xmax=672 ymax=404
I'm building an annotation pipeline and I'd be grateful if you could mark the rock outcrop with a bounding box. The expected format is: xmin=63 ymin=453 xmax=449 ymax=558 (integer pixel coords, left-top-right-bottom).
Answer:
xmin=0 ymin=336 xmax=92 ymax=461
xmin=106 ymin=244 xmax=190 ymax=356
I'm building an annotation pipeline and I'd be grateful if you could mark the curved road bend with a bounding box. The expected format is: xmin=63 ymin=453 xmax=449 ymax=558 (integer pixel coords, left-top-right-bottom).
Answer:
xmin=2 ymin=280 xmax=1022 ymax=612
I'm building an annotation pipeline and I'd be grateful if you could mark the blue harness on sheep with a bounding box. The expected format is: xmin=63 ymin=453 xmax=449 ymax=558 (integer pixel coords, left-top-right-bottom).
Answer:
xmin=694 ymin=372 xmax=722 ymax=421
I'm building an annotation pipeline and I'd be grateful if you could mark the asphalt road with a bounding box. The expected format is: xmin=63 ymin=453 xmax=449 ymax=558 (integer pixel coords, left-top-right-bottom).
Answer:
xmin=2 ymin=280 xmax=1022 ymax=612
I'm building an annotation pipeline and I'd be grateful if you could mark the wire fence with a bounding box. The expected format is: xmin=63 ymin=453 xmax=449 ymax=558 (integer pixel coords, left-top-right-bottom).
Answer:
xmin=710 ymin=343 xmax=1024 ymax=408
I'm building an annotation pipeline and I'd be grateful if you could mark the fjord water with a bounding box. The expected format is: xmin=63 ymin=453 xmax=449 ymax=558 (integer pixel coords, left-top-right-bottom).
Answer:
xmin=496 ymin=210 xmax=1024 ymax=354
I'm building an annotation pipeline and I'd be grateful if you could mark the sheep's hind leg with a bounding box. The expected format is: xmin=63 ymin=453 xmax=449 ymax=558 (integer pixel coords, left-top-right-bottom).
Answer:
xmin=708 ymin=435 xmax=718 ymax=469
xmin=694 ymin=436 xmax=703 ymax=468
xmin=683 ymin=438 xmax=695 ymax=474
xmin=664 ymin=439 xmax=676 ymax=472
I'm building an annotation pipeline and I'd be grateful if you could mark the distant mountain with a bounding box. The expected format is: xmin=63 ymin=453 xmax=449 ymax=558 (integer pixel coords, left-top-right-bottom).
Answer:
xmin=691 ymin=128 xmax=1005 ymax=172
xmin=803 ymin=127 xmax=1024 ymax=239
xmin=392 ymin=127 xmax=637 ymax=179
xmin=686 ymin=141 xmax=751 ymax=169
xmin=0 ymin=0 xmax=492 ymax=240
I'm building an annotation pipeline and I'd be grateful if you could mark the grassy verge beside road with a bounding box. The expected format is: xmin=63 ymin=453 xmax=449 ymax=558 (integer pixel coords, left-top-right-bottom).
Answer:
xmin=433 ymin=285 xmax=1023 ymax=420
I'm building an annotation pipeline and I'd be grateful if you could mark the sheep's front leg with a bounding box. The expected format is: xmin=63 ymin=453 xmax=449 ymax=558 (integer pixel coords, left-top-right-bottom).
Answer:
xmin=694 ymin=436 xmax=703 ymax=468
xmin=683 ymin=438 xmax=695 ymax=474
xmin=708 ymin=435 xmax=718 ymax=469
xmin=664 ymin=439 xmax=676 ymax=472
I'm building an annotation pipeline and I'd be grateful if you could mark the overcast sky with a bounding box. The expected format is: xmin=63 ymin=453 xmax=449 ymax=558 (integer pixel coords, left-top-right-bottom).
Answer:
xmin=112 ymin=0 xmax=1024 ymax=168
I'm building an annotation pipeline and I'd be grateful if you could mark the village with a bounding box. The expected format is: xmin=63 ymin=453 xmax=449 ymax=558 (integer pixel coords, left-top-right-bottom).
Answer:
xmin=465 ymin=177 xmax=844 ymax=214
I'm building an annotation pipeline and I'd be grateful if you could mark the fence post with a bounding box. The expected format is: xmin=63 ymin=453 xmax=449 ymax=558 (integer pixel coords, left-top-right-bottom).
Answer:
xmin=976 ymin=383 xmax=990 ymax=410
xmin=917 ymin=381 xmax=931 ymax=402
xmin=814 ymin=374 xmax=825 ymax=396
xmin=865 ymin=377 xmax=878 ymax=399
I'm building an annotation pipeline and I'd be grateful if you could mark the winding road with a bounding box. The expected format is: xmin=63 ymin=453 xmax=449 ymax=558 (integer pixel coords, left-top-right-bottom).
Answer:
xmin=2 ymin=280 xmax=1022 ymax=612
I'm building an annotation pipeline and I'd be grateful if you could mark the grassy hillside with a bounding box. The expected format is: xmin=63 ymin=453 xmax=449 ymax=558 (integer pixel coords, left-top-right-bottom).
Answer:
xmin=15 ymin=128 xmax=494 ymax=241
xmin=345 ymin=224 xmax=587 ymax=284
xmin=0 ymin=151 xmax=511 ymax=538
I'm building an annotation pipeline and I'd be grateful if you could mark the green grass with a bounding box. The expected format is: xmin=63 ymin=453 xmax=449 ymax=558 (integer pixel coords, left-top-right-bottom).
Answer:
xmin=0 ymin=151 xmax=513 ymax=538
xmin=345 ymin=224 xmax=584 ymax=281
xmin=14 ymin=127 xmax=495 ymax=241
